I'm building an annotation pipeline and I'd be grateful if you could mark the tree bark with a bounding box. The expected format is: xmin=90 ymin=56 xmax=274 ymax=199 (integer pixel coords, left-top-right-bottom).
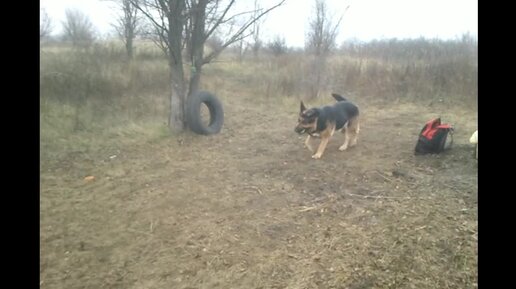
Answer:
xmin=126 ymin=32 xmax=133 ymax=59
xmin=187 ymin=0 xmax=208 ymax=98
xmin=168 ymin=65 xmax=186 ymax=133
xmin=167 ymin=0 xmax=187 ymax=133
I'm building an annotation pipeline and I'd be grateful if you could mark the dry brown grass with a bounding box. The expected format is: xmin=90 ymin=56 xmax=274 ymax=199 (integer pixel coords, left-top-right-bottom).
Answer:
xmin=40 ymin=39 xmax=477 ymax=289
xmin=41 ymin=91 xmax=477 ymax=289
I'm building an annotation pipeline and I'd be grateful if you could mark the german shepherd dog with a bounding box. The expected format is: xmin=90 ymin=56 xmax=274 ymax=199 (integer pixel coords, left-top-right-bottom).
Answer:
xmin=295 ymin=93 xmax=360 ymax=159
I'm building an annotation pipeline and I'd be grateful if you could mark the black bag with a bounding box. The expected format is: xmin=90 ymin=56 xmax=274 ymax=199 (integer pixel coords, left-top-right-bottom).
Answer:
xmin=415 ymin=118 xmax=454 ymax=155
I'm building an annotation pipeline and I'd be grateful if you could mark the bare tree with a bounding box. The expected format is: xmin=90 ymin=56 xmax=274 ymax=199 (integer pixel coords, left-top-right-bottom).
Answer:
xmin=130 ymin=0 xmax=286 ymax=133
xmin=109 ymin=0 xmax=141 ymax=59
xmin=235 ymin=37 xmax=247 ymax=62
xmin=305 ymin=0 xmax=345 ymax=56
xmin=40 ymin=8 xmax=53 ymax=40
xmin=267 ymin=36 xmax=288 ymax=56
xmin=250 ymin=0 xmax=263 ymax=57
xmin=62 ymin=9 xmax=96 ymax=47
xmin=205 ymin=33 xmax=224 ymax=52
xmin=305 ymin=0 xmax=347 ymax=98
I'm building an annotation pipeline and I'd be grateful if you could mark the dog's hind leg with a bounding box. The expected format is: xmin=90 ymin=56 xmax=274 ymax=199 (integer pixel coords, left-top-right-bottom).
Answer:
xmin=304 ymin=135 xmax=314 ymax=152
xmin=339 ymin=122 xmax=350 ymax=151
xmin=348 ymin=116 xmax=360 ymax=147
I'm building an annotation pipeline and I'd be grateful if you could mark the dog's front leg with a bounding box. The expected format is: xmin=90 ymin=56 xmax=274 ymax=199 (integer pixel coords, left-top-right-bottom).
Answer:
xmin=339 ymin=129 xmax=350 ymax=151
xmin=304 ymin=135 xmax=314 ymax=152
xmin=312 ymin=136 xmax=330 ymax=159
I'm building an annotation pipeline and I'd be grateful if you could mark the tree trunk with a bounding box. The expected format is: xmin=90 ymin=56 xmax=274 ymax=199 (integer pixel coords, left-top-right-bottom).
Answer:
xmin=166 ymin=0 xmax=187 ymax=133
xmin=188 ymin=66 xmax=202 ymax=98
xmin=187 ymin=0 xmax=208 ymax=102
xmin=168 ymin=65 xmax=186 ymax=133
xmin=126 ymin=30 xmax=133 ymax=59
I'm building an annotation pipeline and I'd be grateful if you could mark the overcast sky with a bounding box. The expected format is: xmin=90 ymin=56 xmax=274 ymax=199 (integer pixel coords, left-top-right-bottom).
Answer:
xmin=40 ymin=0 xmax=478 ymax=47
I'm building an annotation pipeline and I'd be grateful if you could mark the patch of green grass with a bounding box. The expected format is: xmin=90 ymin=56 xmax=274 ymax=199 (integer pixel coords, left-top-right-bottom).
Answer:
xmin=41 ymin=99 xmax=169 ymax=161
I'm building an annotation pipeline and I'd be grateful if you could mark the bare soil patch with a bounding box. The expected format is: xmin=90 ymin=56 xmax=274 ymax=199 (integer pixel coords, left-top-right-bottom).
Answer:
xmin=41 ymin=95 xmax=477 ymax=288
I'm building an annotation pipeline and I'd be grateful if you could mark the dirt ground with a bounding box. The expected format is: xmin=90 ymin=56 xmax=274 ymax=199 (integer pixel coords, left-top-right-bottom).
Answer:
xmin=40 ymin=92 xmax=478 ymax=288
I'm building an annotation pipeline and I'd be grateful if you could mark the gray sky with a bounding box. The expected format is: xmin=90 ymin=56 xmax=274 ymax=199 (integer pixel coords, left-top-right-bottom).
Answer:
xmin=40 ymin=0 xmax=478 ymax=47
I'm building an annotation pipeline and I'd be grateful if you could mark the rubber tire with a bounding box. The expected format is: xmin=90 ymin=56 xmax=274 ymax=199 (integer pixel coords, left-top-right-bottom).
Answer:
xmin=187 ymin=90 xmax=224 ymax=135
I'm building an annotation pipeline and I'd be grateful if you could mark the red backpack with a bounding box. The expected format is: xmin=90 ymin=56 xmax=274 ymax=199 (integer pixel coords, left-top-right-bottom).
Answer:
xmin=414 ymin=118 xmax=454 ymax=155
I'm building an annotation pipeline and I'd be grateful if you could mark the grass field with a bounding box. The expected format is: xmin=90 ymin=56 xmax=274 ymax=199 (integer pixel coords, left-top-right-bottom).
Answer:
xmin=40 ymin=39 xmax=477 ymax=288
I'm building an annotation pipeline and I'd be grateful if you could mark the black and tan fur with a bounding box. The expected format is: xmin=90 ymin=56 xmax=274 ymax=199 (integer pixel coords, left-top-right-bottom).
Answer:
xmin=295 ymin=93 xmax=360 ymax=159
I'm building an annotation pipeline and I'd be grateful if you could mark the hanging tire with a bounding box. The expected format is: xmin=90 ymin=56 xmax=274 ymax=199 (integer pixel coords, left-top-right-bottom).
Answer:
xmin=187 ymin=90 xmax=224 ymax=135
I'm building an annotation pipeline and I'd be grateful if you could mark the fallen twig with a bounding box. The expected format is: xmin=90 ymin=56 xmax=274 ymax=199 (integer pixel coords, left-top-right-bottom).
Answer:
xmin=441 ymin=182 xmax=462 ymax=193
xmin=298 ymin=205 xmax=320 ymax=212
xmin=243 ymin=185 xmax=263 ymax=195
xmin=127 ymin=228 xmax=154 ymax=236
xmin=346 ymin=192 xmax=429 ymax=200
xmin=376 ymin=170 xmax=394 ymax=183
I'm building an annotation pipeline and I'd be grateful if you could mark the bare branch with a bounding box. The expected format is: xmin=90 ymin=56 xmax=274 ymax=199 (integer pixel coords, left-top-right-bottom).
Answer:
xmin=130 ymin=0 xmax=168 ymax=34
xmin=107 ymin=0 xmax=144 ymax=58
xmin=203 ymin=0 xmax=286 ymax=64
xmin=40 ymin=8 xmax=53 ymax=39
xmin=204 ymin=0 xmax=236 ymax=42
xmin=306 ymin=0 xmax=346 ymax=55
xmin=61 ymin=9 xmax=96 ymax=46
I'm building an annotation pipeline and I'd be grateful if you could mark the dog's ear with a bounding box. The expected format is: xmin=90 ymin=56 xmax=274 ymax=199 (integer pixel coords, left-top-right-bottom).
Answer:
xmin=300 ymin=101 xmax=307 ymax=113
xmin=305 ymin=109 xmax=319 ymax=118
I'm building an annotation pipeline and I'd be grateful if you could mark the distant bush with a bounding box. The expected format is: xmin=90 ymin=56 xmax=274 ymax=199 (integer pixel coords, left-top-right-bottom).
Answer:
xmin=333 ymin=35 xmax=478 ymax=102
xmin=40 ymin=35 xmax=477 ymax=133
xmin=40 ymin=42 xmax=170 ymax=131
xmin=251 ymin=34 xmax=477 ymax=104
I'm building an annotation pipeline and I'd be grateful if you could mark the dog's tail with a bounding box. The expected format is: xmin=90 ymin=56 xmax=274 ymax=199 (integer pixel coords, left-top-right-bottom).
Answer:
xmin=331 ymin=93 xmax=347 ymax=102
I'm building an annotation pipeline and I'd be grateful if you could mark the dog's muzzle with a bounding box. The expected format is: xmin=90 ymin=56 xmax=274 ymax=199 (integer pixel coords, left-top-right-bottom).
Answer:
xmin=295 ymin=126 xmax=306 ymax=134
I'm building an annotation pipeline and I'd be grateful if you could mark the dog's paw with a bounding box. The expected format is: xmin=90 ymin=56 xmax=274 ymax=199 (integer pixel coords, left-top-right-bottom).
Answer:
xmin=339 ymin=145 xmax=348 ymax=151
xmin=312 ymin=153 xmax=322 ymax=159
xmin=305 ymin=145 xmax=314 ymax=152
